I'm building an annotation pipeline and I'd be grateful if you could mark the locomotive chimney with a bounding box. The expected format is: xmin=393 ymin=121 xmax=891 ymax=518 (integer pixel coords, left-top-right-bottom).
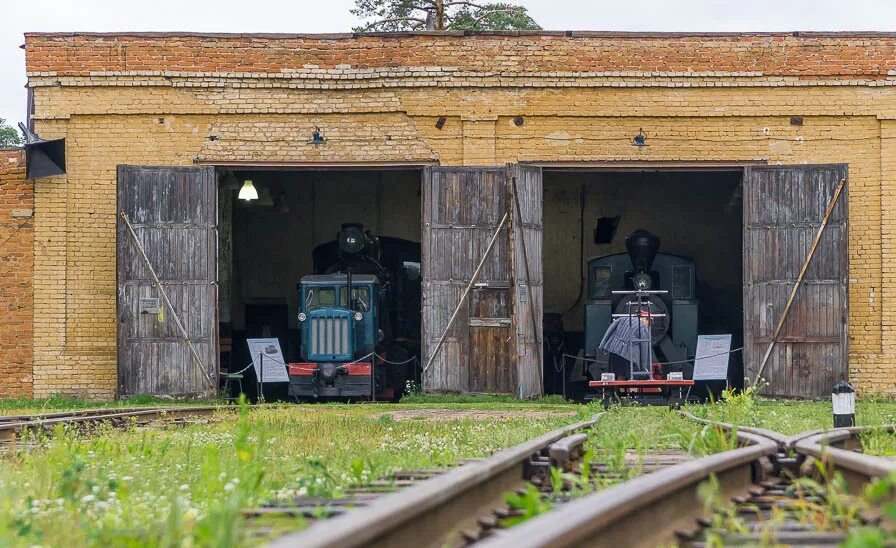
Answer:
xmin=625 ymin=229 xmax=661 ymax=273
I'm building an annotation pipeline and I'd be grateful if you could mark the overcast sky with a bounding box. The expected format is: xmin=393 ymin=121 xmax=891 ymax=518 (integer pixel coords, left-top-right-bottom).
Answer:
xmin=4 ymin=0 xmax=896 ymax=129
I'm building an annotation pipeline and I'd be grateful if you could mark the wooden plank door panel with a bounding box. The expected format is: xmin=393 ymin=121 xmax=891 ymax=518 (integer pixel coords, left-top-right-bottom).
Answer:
xmin=422 ymin=167 xmax=513 ymax=393
xmin=743 ymin=164 xmax=848 ymax=398
xmin=117 ymin=165 xmax=218 ymax=398
xmin=511 ymin=164 xmax=544 ymax=398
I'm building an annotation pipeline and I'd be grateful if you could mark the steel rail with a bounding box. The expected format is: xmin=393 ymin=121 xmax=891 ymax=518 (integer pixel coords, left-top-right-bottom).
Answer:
xmin=682 ymin=411 xmax=896 ymax=478
xmin=477 ymin=430 xmax=777 ymax=548
xmin=475 ymin=414 xmax=896 ymax=548
xmin=267 ymin=414 xmax=602 ymax=548
xmin=679 ymin=410 xmax=791 ymax=448
xmin=0 ymin=406 xmax=220 ymax=424
xmin=0 ymin=406 xmax=224 ymax=446
xmin=794 ymin=426 xmax=896 ymax=489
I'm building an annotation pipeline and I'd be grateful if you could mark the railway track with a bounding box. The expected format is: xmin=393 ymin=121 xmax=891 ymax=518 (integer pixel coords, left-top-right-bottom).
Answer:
xmin=479 ymin=420 xmax=896 ymax=547
xmin=266 ymin=413 xmax=896 ymax=548
xmin=264 ymin=414 xmax=603 ymax=547
xmin=0 ymin=406 xmax=224 ymax=447
xmin=264 ymin=413 xmax=706 ymax=547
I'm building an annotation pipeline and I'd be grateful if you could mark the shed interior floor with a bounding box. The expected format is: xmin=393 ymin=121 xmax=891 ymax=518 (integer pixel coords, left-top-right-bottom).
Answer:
xmin=541 ymin=170 xmax=744 ymax=397
xmin=218 ymin=169 xmax=422 ymax=399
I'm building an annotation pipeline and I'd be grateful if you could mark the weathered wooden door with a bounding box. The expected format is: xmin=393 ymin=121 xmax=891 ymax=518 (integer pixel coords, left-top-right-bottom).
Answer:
xmin=117 ymin=165 xmax=218 ymax=398
xmin=743 ymin=164 xmax=848 ymax=398
xmin=511 ymin=164 xmax=544 ymax=398
xmin=422 ymin=167 xmax=514 ymax=393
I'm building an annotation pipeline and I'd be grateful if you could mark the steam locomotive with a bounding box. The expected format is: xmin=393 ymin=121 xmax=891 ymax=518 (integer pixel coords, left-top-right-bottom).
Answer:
xmin=287 ymin=223 xmax=421 ymax=401
xmin=583 ymin=229 xmax=699 ymax=381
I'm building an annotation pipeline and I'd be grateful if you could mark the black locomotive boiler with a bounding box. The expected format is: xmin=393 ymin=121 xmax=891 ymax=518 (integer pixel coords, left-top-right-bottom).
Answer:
xmin=583 ymin=229 xmax=699 ymax=381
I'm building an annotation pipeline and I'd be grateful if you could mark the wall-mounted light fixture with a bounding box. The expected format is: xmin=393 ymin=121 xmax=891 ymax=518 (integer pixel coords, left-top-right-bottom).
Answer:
xmin=513 ymin=116 xmax=524 ymax=127
xmin=435 ymin=116 xmax=447 ymax=130
xmin=631 ymin=128 xmax=648 ymax=147
xmin=309 ymin=126 xmax=326 ymax=144
xmin=238 ymin=179 xmax=258 ymax=201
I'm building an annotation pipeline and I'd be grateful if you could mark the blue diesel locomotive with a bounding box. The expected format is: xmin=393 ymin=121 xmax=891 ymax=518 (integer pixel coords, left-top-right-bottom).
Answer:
xmin=287 ymin=223 xmax=421 ymax=401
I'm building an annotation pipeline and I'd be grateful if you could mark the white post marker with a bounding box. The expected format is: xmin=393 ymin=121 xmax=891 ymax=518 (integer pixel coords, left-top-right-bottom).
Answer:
xmin=832 ymin=382 xmax=856 ymax=428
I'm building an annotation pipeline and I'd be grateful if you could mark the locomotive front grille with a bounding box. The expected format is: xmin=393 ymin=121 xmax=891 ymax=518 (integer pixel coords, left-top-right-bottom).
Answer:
xmin=309 ymin=315 xmax=351 ymax=357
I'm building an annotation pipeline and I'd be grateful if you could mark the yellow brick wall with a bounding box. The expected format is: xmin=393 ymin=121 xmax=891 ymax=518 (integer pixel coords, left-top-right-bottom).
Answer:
xmin=26 ymin=78 xmax=896 ymax=397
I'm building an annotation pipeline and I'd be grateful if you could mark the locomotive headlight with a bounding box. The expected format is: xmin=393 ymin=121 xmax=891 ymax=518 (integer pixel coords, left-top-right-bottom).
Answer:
xmin=634 ymin=272 xmax=653 ymax=290
xmin=353 ymin=311 xmax=363 ymax=321
xmin=338 ymin=224 xmax=367 ymax=255
xmin=298 ymin=312 xmax=307 ymax=322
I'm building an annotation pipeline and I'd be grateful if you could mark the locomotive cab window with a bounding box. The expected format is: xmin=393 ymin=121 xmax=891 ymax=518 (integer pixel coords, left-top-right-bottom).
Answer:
xmin=305 ymin=288 xmax=337 ymax=311
xmin=340 ymin=287 xmax=371 ymax=312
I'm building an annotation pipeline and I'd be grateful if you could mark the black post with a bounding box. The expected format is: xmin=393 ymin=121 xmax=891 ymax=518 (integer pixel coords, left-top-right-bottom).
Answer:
xmin=258 ymin=352 xmax=265 ymax=404
xmin=562 ymin=357 xmax=566 ymax=399
xmin=346 ymin=267 xmax=353 ymax=311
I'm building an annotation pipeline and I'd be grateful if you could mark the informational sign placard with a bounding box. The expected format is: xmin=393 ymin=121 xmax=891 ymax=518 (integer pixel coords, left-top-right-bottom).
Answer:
xmin=692 ymin=334 xmax=732 ymax=381
xmin=246 ymin=338 xmax=290 ymax=383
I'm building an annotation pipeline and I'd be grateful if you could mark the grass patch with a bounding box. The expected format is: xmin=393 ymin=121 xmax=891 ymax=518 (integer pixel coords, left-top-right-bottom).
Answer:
xmin=0 ymin=401 xmax=580 ymax=547
xmin=688 ymin=389 xmax=896 ymax=435
xmin=587 ymin=405 xmax=731 ymax=459
xmin=859 ymin=429 xmax=896 ymax=457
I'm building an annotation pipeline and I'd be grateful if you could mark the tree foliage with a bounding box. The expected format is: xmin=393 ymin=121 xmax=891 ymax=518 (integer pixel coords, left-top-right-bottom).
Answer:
xmin=352 ymin=0 xmax=540 ymax=32
xmin=0 ymin=119 xmax=22 ymax=148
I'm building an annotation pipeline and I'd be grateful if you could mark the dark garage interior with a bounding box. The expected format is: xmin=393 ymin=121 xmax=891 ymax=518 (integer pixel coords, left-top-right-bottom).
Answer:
xmin=217 ymin=168 xmax=422 ymax=399
xmin=541 ymin=170 xmax=745 ymax=397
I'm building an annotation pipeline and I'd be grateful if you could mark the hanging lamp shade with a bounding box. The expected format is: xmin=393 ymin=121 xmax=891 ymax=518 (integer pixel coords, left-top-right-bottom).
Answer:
xmin=238 ymin=179 xmax=258 ymax=201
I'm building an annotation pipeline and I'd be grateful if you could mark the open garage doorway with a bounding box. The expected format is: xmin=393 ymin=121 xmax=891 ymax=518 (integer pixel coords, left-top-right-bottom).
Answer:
xmin=217 ymin=168 xmax=423 ymax=401
xmin=540 ymin=169 xmax=745 ymax=399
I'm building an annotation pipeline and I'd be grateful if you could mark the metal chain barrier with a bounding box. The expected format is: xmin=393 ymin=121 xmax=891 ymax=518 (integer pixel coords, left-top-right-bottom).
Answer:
xmin=225 ymin=352 xmax=420 ymax=375
xmin=559 ymin=346 xmax=744 ymax=368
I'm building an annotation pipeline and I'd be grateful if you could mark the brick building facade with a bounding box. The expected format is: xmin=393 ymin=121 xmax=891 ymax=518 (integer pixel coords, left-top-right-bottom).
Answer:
xmin=0 ymin=149 xmax=33 ymax=398
xmin=13 ymin=31 xmax=896 ymax=398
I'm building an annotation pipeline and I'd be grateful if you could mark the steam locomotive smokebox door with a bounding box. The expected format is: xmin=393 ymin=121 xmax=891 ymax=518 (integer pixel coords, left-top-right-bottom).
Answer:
xmin=584 ymin=229 xmax=699 ymax=376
